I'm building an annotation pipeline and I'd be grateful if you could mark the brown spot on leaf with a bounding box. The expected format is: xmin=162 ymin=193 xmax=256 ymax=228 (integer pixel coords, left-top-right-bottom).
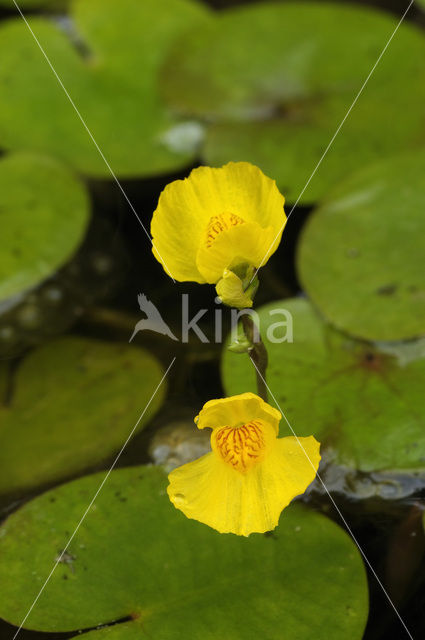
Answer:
xmin=376 ymin=283 xmax=398 ymax=296
xmin=359 ymin=350 xmax=390 ymax=373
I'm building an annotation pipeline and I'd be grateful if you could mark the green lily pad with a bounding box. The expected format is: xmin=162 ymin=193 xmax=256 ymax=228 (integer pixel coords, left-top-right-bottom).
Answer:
xmin=297 ymin=150 xmax=425 ymax=341
xmin=0 ymin=152 xmax=89 ymax=303
xmin=0 ymin=0 xmax=209 ymax=177
xmin=162 ymin=2 xmax=425 ymax=203
xmin=0 ymin=465 xmax=368 ymax=638
xmin=0 ymin=337 xmax=165 ymax=496
xmin=222 ymin=298 xmax=425 ymax=473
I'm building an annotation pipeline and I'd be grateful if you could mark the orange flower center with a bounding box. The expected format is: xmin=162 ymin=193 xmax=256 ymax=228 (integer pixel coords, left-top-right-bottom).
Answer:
xmin=205 ymin=213 xmax=246 ymax=249
xmin=214 ymin=420 xmax=265 ymax=472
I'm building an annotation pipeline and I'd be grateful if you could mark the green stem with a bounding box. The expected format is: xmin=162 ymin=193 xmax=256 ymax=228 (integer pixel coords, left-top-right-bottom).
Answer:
xmin=241 ymin=314 xmax=269 ymax=403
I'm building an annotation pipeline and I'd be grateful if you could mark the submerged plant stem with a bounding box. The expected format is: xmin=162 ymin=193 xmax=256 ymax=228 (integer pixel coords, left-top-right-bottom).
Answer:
xmin=241 ymin=314 xmax=268 ymax=403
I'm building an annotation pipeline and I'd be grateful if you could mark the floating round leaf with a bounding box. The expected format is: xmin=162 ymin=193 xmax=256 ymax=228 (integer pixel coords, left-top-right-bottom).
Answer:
xmin=162 ymin=2 xmax=425 ymax=202
xmin=0 ymin=214 xmax=128 ymax=359
xmin=297 ymin=150 xmax=425 ymax=341
xmin=0 ymin=466 xmax=368 ymax=638
xmin=0 ymin=152 xmax=89 ymax=303
xmin=222 ymin=298 xmax=425 ymax=473
xmin=0 ymin=337 xmax=165 ymax=496
xmin=0 ymin=0 xmax=210 ymax=177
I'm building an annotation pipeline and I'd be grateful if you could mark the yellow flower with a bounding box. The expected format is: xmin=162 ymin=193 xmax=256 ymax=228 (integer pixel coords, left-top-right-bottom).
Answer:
xmin=151 ymin=162 xmax=286 ymax=306
xmin=167 ymin=393 xmax=320 ymax=536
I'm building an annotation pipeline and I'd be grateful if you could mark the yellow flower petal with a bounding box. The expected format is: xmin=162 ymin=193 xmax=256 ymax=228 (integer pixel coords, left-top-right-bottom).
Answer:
xmin=195 ymin=392 xmax=281 ymax=435
xmin=168 ymin=393 xmax=320 ymax=536
xmin=151 ymin=162 xmax=286 ymax=283
xmin=196 ymin=221 xmax=277 ymax=283
xmin=253 ymin=435 xmax=321 ymax=532
xmin=168 ymin=433 xmax=321 ymax=536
